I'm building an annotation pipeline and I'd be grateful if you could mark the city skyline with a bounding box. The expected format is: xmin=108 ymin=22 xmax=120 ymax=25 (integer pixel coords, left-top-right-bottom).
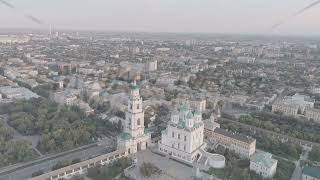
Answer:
xmin=0 ymin=0 xmax=320 ymax=36
xmin=1 ymin=1 xmax=320 ymax=180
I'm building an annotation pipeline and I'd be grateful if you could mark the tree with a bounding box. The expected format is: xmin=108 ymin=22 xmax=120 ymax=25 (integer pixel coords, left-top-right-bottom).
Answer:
xmin=71 ymin=158 xmax=81 ymax=164
xmin=114 ymin=110 xmax=125 ymax=119
xmin=139 ymin=162 xmax=161 ymax=177
xmin=32 ymin=170 xmax=44 ymax=177
xmin=87 ymin=158 xmax=132 ymax=179
xmin=52 ymin=160 xmax=70 ymax=170
xmin=309 ymin=146 xmax=320 ymax=162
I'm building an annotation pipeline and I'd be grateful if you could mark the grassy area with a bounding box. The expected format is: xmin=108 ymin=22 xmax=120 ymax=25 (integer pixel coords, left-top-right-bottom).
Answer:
xmin=309 ymin=146 xmax=320 ymax=162
xmin=239 ymin=112 xmax=320 ymax=143
xmin=205 ymin=150 xmax=256 ymax=180
xmin=273 ymin=158 xmax=296 ymax=180
xmin=87 ymin=157 xmax=132 ymax=180
xmin=205 ymin=149 xmax=295 ymax=180
xmin=220 ymin=120 xmax=302 ymax=161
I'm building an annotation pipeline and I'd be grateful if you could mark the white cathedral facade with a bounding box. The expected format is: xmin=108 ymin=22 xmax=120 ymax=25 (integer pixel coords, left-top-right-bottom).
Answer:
xmin=117 ymin=82 xmax=151 ymax=154
xmin=158 ymin=103 xmax=206 ymax=163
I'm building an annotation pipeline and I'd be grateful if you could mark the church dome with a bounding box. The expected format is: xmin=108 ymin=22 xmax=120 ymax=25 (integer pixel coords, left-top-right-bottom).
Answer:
xmin=186 ymin=112 xmax=193 ymax=119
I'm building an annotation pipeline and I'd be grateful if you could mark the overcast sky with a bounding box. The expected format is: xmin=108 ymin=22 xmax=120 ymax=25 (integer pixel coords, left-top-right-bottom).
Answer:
xmin=0 ymin=0 xmax=320 ymax=35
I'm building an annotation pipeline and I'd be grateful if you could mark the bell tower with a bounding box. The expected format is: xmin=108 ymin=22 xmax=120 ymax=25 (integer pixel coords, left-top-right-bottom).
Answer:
xmin=117 ymin=81 xmax=151 ymax=154
xmin=124 ymin=81 xmax=145 ymax=138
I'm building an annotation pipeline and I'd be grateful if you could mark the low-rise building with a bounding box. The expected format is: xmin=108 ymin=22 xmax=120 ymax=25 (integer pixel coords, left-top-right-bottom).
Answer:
xmin=305 ymin=107 xmax=320 ymax=123
xmin=78 ymin=100 xmax=94 ymax=115
xmin=145 ymin=60 xmax=157 ymax=72
xmin=272 ymin=102 xmax=299 ymax=116
xmin=311 ymin=87 xmax=320 ymax=95
xmin=205 ymin=127 xmax=256 ymax=158
xmin=272 ymin=93 xmax=315 ymax=116
xmin=302 ymin=166 xmax=320 ymax=180
xmin=250 ymin=151 xmax=278 ymax=178
xmin=0 ymin=86 xmax=39 ymax=100
xmin=190 ymin=97 xmax=206 ymax=112
xmin=53 ymin=91 xmax=77 ymax=105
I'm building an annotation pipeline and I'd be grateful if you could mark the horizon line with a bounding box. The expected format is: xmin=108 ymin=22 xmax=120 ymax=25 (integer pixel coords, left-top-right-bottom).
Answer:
xmin=0 ymin=27 xmax=320 ymax=39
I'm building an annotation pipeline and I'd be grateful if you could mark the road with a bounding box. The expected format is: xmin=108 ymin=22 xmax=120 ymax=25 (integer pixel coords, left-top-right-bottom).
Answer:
xmin=290 ymin=150 xmax=310 ymax=180
xmin=0 ymin=139 xmax=115 ymax=180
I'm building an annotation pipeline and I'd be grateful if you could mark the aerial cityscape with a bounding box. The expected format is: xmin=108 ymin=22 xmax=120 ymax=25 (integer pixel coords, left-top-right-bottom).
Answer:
xmin=0 ymin=1 xmax=320 ymax=180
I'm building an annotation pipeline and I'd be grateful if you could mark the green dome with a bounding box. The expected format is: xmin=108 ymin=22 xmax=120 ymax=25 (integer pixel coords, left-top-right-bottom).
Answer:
xmin=178 ymin=120 xmax=186 ymax=128
xmin=119 ymin=132 xmax=132 ymax=140
xmin=194 ymin=111 xmax=201 ymax=116
xmin=186 ymin=112 xmax=193 ymax=119
xmin=180 ymin=104 xmax=189 ymax=112
xmin=132 ymin=85 xmax=139 ymax=90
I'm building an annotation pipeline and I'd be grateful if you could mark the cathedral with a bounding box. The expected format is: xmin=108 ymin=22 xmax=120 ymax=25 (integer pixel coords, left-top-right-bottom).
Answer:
xmin=117 ymin=82 xmax=151 ymax=154
xmin=158 ymin=103 xmax=206 ymax=163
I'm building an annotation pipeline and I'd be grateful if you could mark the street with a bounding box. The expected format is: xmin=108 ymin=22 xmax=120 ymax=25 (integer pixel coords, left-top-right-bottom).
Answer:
xmin=290 ymin=149 xmax=310 ymax=180
xmin=0 ymin=139 xmax=115 ymax=180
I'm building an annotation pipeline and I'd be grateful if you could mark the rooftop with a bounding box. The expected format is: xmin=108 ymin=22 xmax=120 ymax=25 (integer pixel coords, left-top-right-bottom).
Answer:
xmin=250 ymin=151 xmax=277 ymax=168
xmin=119 ymin=132 xmax=132 ymax=140
xmin=303 ymin=166 xmax=320 ymax=178
xmin=214 ymin=128 xmax=255 ymax=144
xmin=0 ymin=86 xmax=39 ymax=100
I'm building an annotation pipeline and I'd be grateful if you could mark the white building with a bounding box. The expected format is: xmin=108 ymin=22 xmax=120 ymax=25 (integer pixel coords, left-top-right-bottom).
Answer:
xmin=3 ymin=69 xmax=19 ymax=80
xmin=236 ymin=57 xmax=256 ymax=63
xmin=117 ymin=82 xmax=151 ymax=154
xmin=250 ymin=151 xmax=278 ymax=178
xmin=53 ymin=91 xmax=77 ymax=106
xmin=158 ymin=103 xmax=206 ymax=163
xmin=204 ymin=113 xmax=256 ymax=159
xmin=190 ymin=97 xmax=206 ymax=112
xmin=272 ymin=93 xmax=315 ymax=116
xmin=87 ymin=81 xmax=102 ymax=98
xmin=0 ymin=86 xmax=39 ymax=100
xmin=145 ymin=60 xmax=157 ymax=72
xmin=0 ymin=35 xmax=30 ymax=44
xmin=305 ymin=107 xmax=320 ymax=123
xmin=311 ymin=87 xmax=320 ymax=95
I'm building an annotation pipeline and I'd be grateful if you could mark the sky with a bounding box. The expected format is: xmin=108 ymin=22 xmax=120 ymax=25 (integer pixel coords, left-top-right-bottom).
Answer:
xmin=0 ymin=0 xmax=320 ymax=35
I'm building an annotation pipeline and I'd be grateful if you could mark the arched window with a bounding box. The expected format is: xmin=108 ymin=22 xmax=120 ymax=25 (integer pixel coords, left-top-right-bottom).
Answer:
xmin=137 ymin=104 xmax=140 ymax=109
xmin=137 ymin=118 xmax=140 ymax=125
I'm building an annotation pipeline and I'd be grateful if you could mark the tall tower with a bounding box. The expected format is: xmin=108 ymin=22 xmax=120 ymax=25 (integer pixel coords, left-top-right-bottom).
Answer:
xmin=117 ymin=81 xmax=151 ymax=154
xmin=124 ymin=81 xmax=145 ymax=138
xmin=49 ymin=24 xmax=52 ymax=37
